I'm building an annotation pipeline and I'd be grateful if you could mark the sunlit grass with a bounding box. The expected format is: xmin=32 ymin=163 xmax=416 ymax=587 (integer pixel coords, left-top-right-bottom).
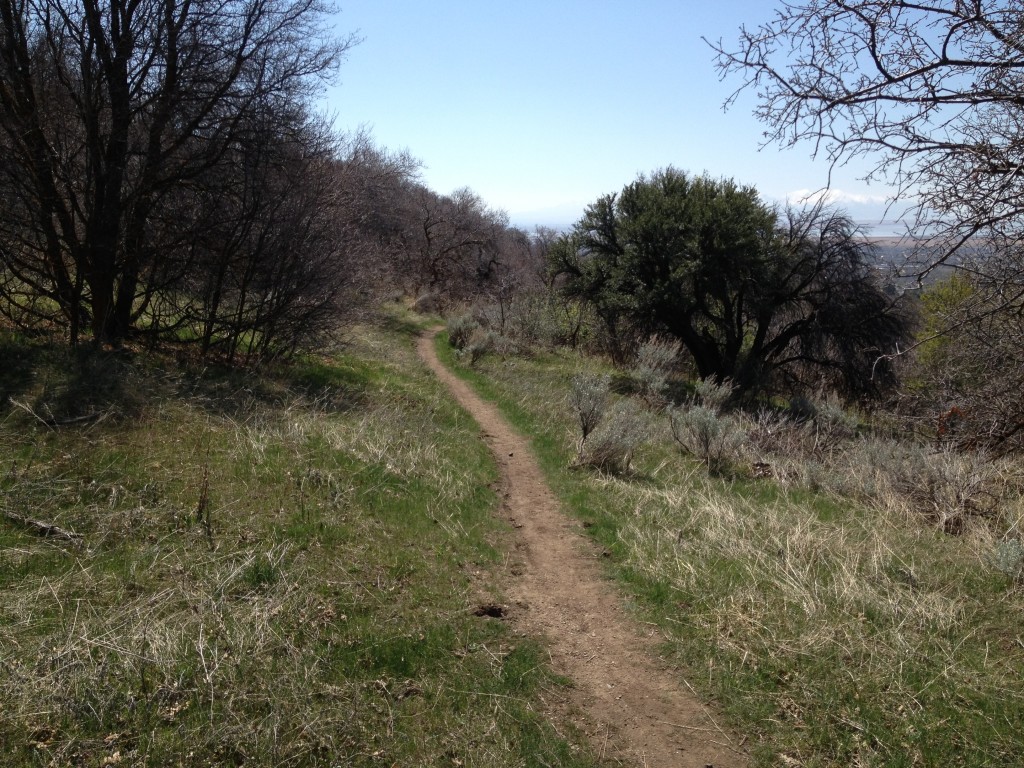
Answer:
xmin=440 ymin=332 xmax=1024 ymax=768
xmin=0 ymin=318 xmax=599 ymax=767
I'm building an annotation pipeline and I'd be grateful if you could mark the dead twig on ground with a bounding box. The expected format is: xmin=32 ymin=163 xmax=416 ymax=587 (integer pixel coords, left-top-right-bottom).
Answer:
xmin=3 ymin=510 xmax=83 ymax=543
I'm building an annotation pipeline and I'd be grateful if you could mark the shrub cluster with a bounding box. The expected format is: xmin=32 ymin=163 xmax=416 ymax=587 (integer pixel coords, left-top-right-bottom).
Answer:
xmin=581 ymin=400 xmax=649 ymax=474
xmin=740 ymin=398 xmax=1018 ymax=542
xmin=452 ymin=304 xmax=1022 ymax=567
xmin=567 ymin=373 xmax=648 ymax=474
xmin=447 ymin=293 xmax=611 ymax=366
xmin=668 ymin=378 xmax=747 ymax=473
xmin=446 ymin=314 xmax=516 ymax=367
xmin=631 ymin=336 xmax=681 ymax=407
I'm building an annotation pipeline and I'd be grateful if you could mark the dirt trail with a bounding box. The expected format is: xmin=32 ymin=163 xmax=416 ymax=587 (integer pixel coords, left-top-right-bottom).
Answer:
xmin=418 ymin=331 xmax=748 ymax=768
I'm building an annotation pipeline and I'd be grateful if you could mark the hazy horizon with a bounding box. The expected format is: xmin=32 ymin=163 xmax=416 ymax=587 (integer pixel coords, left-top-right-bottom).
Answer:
xmin=326 ymin=2 xmax=911 ymax=236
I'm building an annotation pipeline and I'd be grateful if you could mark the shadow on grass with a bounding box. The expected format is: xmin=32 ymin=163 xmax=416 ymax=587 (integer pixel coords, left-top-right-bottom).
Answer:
xmin=0 ymin=339 xmax=152 ymax=425
xmin=170 ymin=352 xmax=378 ymax=419
xmin=378 ymin=310 xmax=435 ymax=339
xmin=0 ymin=334 xmax=45 ymax=408
xmin=0 ymin=331 xmax=377 ymax=428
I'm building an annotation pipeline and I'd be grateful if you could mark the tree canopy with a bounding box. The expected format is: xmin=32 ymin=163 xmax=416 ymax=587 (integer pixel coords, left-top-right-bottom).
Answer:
xmin=711 ymin=0 xmax=1024 ymax=444
xmin=710 ymin=0 xmax=1024 ymax=265
xmin=550 ymin=169 xmax=912 ymax=399
xmin=0 ymin=0 xmax=355 ymax=352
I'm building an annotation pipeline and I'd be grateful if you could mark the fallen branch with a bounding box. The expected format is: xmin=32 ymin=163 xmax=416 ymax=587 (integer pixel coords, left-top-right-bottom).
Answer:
xmin=8 ymin=398 xmax=112 ymax=429
xmin=3 ymin=510 xmax=83 ymax=543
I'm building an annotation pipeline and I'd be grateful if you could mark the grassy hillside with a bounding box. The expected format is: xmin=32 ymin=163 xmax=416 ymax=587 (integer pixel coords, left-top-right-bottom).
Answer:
xmin=4 ymin=306 xmax=1021 ymax=767
xmin=438 ymin=334 xmax=1024 ymax=768
xmin=0 ymin=314 xmax=598 ymax=767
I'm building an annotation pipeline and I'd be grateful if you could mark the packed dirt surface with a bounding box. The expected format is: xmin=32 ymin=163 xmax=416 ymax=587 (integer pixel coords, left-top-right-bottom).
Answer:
xmin=418 ymin=331 xmax=748 ymax=768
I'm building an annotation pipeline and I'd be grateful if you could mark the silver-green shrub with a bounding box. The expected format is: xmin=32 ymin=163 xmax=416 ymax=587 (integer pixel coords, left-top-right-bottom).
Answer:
xmin=569 ymin=373 xmax=610 ymax=460
xmin=465 ymin=330 xmax=498 ymax=366
xmin=632 ymin=336 xmax=681 ymax=407
xmin=576 ymin=399 xmax=649 ymax=474
xmin=812 ymin=393 xmax=859 ymax=454
xmin=692 ymin=376 xmax=735 ymax=411
xmin=447 ymin=314 xmax=478 ymax=351
xmin=992 ymin=539 xmax=1024 ymax=581
xmin=668 ymin=403 xmax=747 ymax=472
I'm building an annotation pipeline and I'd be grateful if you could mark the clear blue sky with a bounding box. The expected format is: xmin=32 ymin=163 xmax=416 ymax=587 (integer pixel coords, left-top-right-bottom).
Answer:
xmin=325 ymin=1 xmax=903 ymax=233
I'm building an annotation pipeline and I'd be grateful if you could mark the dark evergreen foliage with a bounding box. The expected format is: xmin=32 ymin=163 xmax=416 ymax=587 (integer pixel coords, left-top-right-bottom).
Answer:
xmin=550 ymin=168 xmax=913 ymax=400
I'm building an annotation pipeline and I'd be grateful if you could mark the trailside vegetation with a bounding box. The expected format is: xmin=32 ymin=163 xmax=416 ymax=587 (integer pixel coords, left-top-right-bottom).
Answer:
xmin=548 ymin=168 xmax=913 ymax=400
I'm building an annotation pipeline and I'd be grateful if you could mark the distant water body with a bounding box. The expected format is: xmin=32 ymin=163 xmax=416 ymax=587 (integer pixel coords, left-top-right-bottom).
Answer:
xmin=855 ymin=219 xmax=913 ymax=238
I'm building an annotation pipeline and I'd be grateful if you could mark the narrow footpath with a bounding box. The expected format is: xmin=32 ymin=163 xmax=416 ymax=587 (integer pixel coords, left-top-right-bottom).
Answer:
xmin=417 ymin=331 xmax=748 ymax=768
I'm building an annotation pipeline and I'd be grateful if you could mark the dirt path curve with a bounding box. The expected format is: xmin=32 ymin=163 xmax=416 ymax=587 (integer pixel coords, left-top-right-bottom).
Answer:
xmin=418 ymin=331 xmax=748 ymax=768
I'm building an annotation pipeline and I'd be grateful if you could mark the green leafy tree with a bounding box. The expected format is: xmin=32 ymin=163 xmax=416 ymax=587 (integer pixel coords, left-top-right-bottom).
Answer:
xmin=550 ymin=168 xmax=912 ymax=399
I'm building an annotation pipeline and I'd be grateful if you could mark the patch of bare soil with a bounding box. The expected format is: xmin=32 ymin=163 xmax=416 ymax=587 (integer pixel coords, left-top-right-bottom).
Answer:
xmin=418 ymin=331 xmax=749 ymax=768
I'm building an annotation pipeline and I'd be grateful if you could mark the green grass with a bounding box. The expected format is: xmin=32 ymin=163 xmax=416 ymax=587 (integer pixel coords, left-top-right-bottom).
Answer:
xmin=438 ymin=332 xmax=1024 ymax=768
xmin=0 ymin=318 xmax=600 ymax=767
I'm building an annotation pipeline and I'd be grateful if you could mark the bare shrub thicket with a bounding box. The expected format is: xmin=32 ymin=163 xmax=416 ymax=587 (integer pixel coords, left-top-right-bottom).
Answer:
xmin=834 ymin=442 xmax=1006 ymax=535
xmin=471 ymin=296 xmax=543 ymax=346
xmin=744 ymin=409 xmax=814 ymax=463
xmin=464 ymin=293 xmax=597 ymax=355
xmin=745 ymin=394 xmax=859 ymax=467
xmin=740 ymin=397 xmax=1018 ymax=539
xmin=392 ymin=186 xmax=513 ymax=303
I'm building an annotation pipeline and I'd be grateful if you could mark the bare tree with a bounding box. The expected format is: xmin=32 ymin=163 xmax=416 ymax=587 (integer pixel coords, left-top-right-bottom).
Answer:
xmin=395 ymin=185 xmax=510 ymax=302
xmin=331 ymin=132 xmax=421 ymax=297
xmin=175 ymin=117 xmax=350 ymax=363
xmin=0 ymin=0 xmax=355 ymax=345
xmin=710 ymin=2 xmax=1024 ymax=260
xmin=712 ymin=1 xmax=1024 ymax=443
